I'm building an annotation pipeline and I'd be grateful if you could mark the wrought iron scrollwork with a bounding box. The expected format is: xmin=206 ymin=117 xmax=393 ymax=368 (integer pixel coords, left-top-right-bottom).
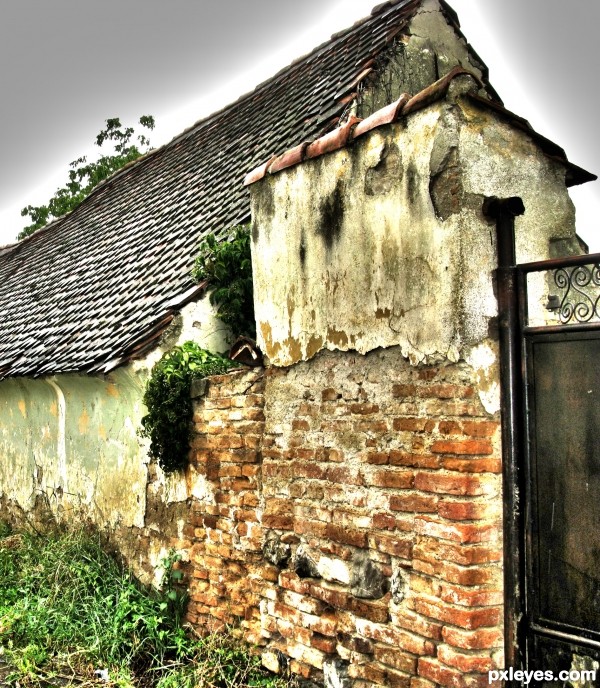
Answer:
xmin=552 ymin=263 xmax=600 ymax=324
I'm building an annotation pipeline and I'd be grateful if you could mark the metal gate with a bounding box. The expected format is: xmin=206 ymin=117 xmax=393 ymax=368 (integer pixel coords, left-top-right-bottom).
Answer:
xmin=517 ymin=254 xmax=600 ymax=684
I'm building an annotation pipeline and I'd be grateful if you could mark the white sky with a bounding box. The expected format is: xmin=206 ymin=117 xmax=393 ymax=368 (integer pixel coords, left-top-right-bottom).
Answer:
xmin=0 ymin=0 xmax=598 ymax=250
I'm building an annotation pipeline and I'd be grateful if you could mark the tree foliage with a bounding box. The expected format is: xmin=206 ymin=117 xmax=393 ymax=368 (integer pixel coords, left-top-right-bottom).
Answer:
xmin=192 ymin=225 xmax=255 ymax=339
xmin=19 ymin=115 xmax=155 ymax=239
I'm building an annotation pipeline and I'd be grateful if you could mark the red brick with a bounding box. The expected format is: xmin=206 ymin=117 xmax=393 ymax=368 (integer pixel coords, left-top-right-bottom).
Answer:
xmin=426 ymin=384 xmax=474 ymax=399
xmin=336 ymin=633 xmax=374 ymax=654
xmin=350 ymin=402 xmax=380 ymax=415
xmin=373 ymin=644 xmax=417 ymax=673
xmin=412 ymin=558 xmax=500 ymax=586
xmin=321 ymin=388 xmax=341 ymax=401
xmin=390 ymin=493 xmax=438 ymax=513
xmin=414 ymin=472 xmax=496 ymax=496
xmin=390 ymin=451 xmax=440 ymax=469
xmin=413 ymin=536 xmax=501 ymax=567
xmin=392 ymin=608 xmax=443 ymax=640
xmin=411 ymin=678 xmax=436 ymax=688
xmin=326 ymin=523 xmax=367 ymax=548
xmin=346 ymin=597 xmax=390 ymax=624
xmin=442 ymin=458 xmax=501 ymax=474
xmin=355 ymin=419 xmax=389 ymax=433
xmin=418 ymin=657 xmax=470 ymax=688
xmin=308 ymin=582 xmax=348 ymax=610
xmin=325 ymin=448 xmax=344 ymax=462
xmin=370 ymin=533 xmax=413 ymax=559
xmin=461 ymin=421 xmax=499 ymax=438
xmin=438 ymin=645 xmax=495 ymax=673
xmin=438 ymin=421 xmax=462 ymax=435
xmin=372 ymin=512 xmax=398 ymax=530
xmin=440 ymin=584 xmax=503 ymax=607
xmin=355 ymin=618 xmax=434 ymax=656
xmin=310 ymin=633 xmax=336 ymax=653
xmin=294 ymin=519 xmax=328 ymax=538
xmin=415 ymin=598 xmax=501 ymax=630
xmin=291 ymin=462 xmax=326 ymax=480
xmin=263 ymin=515 xmax=294 ymax=529
xmin=392 ymin=384 xmax=417 ymax=398
xmin=431 ymin=440 xmax=493 ymax=456
xmin=417 ymin=368 xmax=438 ymax=381
xmin=348 ymin=663 xmax=388 ymax=684
xmin=365 ymin=451 xmax=390 ymax=465
xmin=437 ymin=501 xmax=492 ymax=521
xmin=218 ymin=465 xmax=242 ymax=477
xmin=386 ymin=669 xmax=413 ymax=688
xmin=415 ymin=517 xmax=499 ymax=544
xmin=393 ymin=417 xmax=436 ymax=432
xmin=292 ymin=419 xmax=311 ymax=431
xmin=366 ymin=469 xmax=415 ymax=489
xmin=326 ymin=466 xmax=363 ymax=485
xmin=442 ymin=626 xmax=504 ymax=650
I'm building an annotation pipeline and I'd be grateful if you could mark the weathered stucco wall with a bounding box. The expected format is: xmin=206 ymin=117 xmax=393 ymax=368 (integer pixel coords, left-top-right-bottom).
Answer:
xmin=250 ymin=86 xmax=577 ymax=371
xmin=0 ymin=292 xmax=230 ymax=582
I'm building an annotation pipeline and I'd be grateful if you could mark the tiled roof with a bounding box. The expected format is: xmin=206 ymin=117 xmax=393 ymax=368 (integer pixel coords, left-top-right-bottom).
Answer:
xmin=1 ymin=0 xmax=440 ymax=378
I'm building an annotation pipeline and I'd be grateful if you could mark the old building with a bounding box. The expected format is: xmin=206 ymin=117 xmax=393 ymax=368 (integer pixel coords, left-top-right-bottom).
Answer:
xmin=0 ymin=0 xmax=597 ymax=685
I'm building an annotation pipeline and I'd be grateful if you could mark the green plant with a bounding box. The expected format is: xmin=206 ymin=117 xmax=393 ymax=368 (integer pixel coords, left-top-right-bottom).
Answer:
xmin=0 ymin=528 xmax=297 ymax=687
xmin=192 ymin=224 xmax=256 ymax=339
xmin=140 ymin=342 xmax=235 ymax=473
xmin=0 ymin=528 xmax=192 ymax=684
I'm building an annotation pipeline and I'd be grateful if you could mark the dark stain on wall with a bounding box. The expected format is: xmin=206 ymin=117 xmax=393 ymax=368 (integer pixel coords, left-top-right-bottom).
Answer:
xmin=299 ymin=229 xmax=307 ymax=267
xmin=318 ymin=180 xmax=345 ymax=248
xmin=407 ymin=161 xmax=419 ymax=205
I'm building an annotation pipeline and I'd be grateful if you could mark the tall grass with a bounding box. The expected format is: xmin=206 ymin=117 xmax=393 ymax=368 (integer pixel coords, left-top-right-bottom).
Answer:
xmin=0 ymin=526 xmax=294 ymax=687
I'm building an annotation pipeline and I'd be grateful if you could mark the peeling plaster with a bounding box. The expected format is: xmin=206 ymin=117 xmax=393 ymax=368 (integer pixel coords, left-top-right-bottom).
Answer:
xmin=251 ymin=94 xmax=577 ymax=369
xmin=466 ymin=342 xmax=501 ymax=415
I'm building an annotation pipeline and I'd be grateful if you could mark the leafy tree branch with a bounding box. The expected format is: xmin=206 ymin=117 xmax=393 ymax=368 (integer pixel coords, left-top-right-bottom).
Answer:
xmin=19 ymin=115 xmax=155 ymax=239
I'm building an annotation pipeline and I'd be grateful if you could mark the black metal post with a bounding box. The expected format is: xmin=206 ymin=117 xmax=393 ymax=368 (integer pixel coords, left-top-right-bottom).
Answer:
xmin=482 ymin=196 xmax=525 ymax=678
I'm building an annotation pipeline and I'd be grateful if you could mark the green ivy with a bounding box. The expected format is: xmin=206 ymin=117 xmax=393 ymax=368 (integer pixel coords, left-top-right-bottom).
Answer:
xmin=140 ymin=342 xmax=235 ymax=473
xmin=192 ymin=225 xmax=255 ymax=339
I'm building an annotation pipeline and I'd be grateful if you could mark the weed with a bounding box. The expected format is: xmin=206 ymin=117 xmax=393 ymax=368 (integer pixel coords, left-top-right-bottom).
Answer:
xmin=0 ymin=529 xmax=296 ymax=687
xmin=140 ymin=342 xmax=236 ymax=473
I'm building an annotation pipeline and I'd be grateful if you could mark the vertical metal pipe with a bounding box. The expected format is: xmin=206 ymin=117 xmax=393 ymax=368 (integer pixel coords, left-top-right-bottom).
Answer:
xmin=482 ymin=196 xmax=525 ymax=678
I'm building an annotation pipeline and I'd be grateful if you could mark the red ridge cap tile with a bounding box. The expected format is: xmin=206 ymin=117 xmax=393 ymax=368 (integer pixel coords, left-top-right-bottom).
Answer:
xmin=268 ymin=141 xmax=312 ymax=175
xmin=243 ymin=156 xmax=278 ymax=186
xmin=352 ymin=94 xmax=410 ymax=140
xmin=401 ymin=66 xmax=481 ymax=115
xmin=306 ymin=116 xmax=362 ymax=160
xmin=245 ymin=69 xmax=485 ymax=187
xmin=339 ymin=92 xmax=358 ymax=106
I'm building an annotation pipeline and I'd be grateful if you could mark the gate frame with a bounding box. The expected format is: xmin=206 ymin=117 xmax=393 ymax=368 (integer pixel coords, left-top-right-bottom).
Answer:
xmin=485 ymin=193 xmax=600 ymax=682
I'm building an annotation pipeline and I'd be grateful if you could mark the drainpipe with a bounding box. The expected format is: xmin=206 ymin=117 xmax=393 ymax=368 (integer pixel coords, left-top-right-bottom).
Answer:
xmin=482 ymin=196 xmax=525 ymax=678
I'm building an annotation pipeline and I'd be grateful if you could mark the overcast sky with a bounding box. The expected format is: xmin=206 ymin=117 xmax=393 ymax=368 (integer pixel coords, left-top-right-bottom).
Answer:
xmin=1 ymin=0 xmax=599 ymax=250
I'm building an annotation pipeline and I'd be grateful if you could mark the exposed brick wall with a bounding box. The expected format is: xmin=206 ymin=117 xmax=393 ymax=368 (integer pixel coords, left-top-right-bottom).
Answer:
xmin=186 ymin=368 xmax=269 ymax=642
xmin=186 ymin=348 xmax=503 ymax=688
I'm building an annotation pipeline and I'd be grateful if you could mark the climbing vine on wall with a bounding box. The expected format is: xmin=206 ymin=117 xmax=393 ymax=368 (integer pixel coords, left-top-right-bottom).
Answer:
xmin=140 ymin=342 xmax=235 ymax=473
xmin=192 ymin=225 xmax=255 ymax=339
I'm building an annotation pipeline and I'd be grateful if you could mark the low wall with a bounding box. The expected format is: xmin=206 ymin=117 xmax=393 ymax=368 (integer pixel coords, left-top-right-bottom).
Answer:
xmin=186 ymin=348 xmax=503 ymax=687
